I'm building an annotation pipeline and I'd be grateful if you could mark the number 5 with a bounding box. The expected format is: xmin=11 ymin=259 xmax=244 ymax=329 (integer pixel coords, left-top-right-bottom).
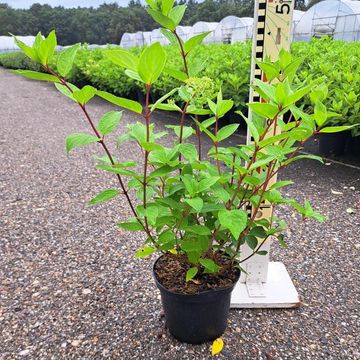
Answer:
xmin=276 ymin=4 xmax=290 ymax=14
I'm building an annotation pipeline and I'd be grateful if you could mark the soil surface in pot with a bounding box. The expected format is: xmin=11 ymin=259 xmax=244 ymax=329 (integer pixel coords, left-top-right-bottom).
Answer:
xmin=154 ymin=254 xmax=239 ymax=295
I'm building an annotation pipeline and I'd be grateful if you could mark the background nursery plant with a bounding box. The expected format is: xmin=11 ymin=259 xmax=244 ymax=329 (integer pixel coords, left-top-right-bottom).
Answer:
xmin=10 ymin=0 xmax=356 ymax=344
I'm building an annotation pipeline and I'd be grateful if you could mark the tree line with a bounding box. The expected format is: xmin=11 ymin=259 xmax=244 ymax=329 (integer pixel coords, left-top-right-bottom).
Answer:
xmin=0 ymin=0 xmax=307 ymax=46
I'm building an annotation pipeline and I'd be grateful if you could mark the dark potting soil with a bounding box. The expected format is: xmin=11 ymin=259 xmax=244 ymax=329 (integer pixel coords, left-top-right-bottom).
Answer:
xmin=154 ymin=254 xmax=239 ymax=295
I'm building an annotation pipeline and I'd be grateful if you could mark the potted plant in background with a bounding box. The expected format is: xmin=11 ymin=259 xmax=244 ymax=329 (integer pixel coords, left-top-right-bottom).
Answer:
xmin=11 ymin=0 xmax=356 ymax=344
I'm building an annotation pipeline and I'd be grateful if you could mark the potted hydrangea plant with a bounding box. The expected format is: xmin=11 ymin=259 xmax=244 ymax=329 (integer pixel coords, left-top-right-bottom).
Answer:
xmin=11 ymin=0 xmax=355 ymax=344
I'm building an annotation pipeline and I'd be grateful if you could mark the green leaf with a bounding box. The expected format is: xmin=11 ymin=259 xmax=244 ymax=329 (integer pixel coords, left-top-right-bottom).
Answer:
xmin=184 ymin=225 xmax=211 ymax=235
xmin=124 ymin=69 xmax=143 ymax=82
xmin=253 ymin=79 xmax=276 ymax=102
xmin=147 ymin=165 xmax=174 ymax=179
xmin=197 ymin=176 xmax=219 ymax=193
xmin=11 ymin=70 xmax=60 ymax=83
xmin=118 ymin=220 xmax=143 ymax=231
xmin=245 ymin=235 xmax=258 ymax=250
xmin=135 ymin=247 xmax=154 ymax=258
xmin=73 ymin=85 xmax=96 ymax=105
xmin=88 ymin=188 xmax=119 ymax=205
xmin=218 ymin=209 xmax=248 ymax=239
xmin=283 ymin=154 xmax=323 ymax=166
xmin=186 ymin=267 xmax=198 ymax=282
xmin=138 ymin=42 xmax=167 ymax=84
xmin=146 ymin=8 xmax=176 ymax=30
xmin=319 ymin=125 xmax=356 ymax=133
xmin=168 ymin=5 xmax=187 ymax=26
xmin=164 ymin=67 xmax=187 ymax=81
xmin=161 ymin=29 xmax=178 ymax=45
xmin=150 ymin=87 xmax=179 ymax=112
xmin=249 ymin=103 xmax=278 ymax=119
xmin=184 ymin=32 xmax=211 ymax=54
xmin=97 ymin=111 xmax=123 ymax=135
xmin=105 ymin=49 xmax=139 ymax=71
xmin=249 ymin=226 xmax=267 ymax=238
xmin=65 ymin=133 xmax=100 ymax=153
xmin=256 ymin=250 xmax=268 ymax=256
xmin=161 ymin=0 xmax=175 ymax=15
xmin=270 ymin=180 xmax=294 ymax=190
xmin=178 ymin=143 xmax=197 ymax=162
xmin=54 ymin=82 xmax=79 ymax=101
xmin=314 ymin=101 xmax=327 ymax=127
xmin=216 ymin=124 xmax=239 ymax=142
xmin=184 ymin=197 xmax=203 ymax=213
xmin=235 ymin=110 xmax=259 ymax=143
xmin=57 ymin=43 xmax=81 ymax=77
xmin=11 ymin=33 xmax=39 ymax=62
xmin=38 ymin=30 xmax=57 ymax=65
xmin=199 ymin=258 xmax=220 ymax=273
xmin=97 ymin=90 xmax=143 ymax=114
xmin=256 ymin=61 xmax=279 ymax=81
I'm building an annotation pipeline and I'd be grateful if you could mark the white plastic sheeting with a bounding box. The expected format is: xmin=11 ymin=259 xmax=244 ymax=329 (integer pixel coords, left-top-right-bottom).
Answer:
xmin=231 ymin=18 xmax=254 ymax=43
xmin=214 ymin=16 xmax=253 ymax=43
xmin=294 ymin=0 xmax=360 ymax=42
xmin=120 ymin=32 xmax=137 ymax=48
xmin=176 ymin=26 xmax=192 ymax=41
xmin=150 ymin=28 xmax=169 ymax=45
xmin=0 ymin=35 xmax=36 ymax=53
xmin=191 ymin=21 xmax=218 ymax=44
xmin=135 ymin=31 xmax=152 ymax=47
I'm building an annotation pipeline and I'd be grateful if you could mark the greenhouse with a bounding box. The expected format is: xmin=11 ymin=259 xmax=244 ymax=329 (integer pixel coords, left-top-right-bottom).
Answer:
xmin=120 ymin=32 xmax=137 ymax=48
xmin=0 ymin=35 xmax=36 ymax=53
xmin=135 ymin=31 xmax=152 ymax=47
xmin=231 ymin=18 xmax=254 ymax=43
xmin=214 ymin=16 xmax=253 ymax=43
xmin=150 ymin=28 xmax=169 ymax=45
xmin=294 ymin=0 xmax=360 ymax=42
xmin=191 ymin=21 xmax=219 ymax=44
xmin=176 ymin=26 xmax=192 ymax=41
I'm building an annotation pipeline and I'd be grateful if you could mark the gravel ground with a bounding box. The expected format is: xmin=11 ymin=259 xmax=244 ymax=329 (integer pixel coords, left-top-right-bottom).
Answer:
xmin=0 ymin=67 xmax=359 ymax=360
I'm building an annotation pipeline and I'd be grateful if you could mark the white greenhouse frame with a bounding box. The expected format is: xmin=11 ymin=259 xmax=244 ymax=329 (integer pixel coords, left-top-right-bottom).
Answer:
xmin=294 ymin=0 xmax=360 ymax=42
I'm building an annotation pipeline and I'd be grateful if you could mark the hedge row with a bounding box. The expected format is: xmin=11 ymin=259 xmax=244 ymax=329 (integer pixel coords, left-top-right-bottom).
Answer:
xmin=1 ymin=38 xmax=359 ymax=134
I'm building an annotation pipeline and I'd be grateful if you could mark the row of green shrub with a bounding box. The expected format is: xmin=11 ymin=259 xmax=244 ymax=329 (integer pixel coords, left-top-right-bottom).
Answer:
xmin=1 ymin=38 xmax=359 ymax=135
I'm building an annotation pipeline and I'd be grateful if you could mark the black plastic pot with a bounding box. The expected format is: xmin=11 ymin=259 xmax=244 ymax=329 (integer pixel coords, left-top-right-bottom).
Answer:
xmin=319 ymin=131 xmax=350 ymax=156
xmin=349 ymin=135 xmax=360 ymax=155
xmin=153 ymin=257 xmax=239 ymax=344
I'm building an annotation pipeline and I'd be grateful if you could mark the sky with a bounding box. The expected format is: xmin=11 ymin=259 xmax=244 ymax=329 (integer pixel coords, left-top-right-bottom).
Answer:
xmin=3 ymin=0 xmax=132 ymax=8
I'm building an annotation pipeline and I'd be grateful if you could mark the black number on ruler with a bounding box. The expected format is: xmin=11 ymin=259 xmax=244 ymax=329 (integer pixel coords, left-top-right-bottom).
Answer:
xmin=276 ymin=4 xmax=290 ymax=14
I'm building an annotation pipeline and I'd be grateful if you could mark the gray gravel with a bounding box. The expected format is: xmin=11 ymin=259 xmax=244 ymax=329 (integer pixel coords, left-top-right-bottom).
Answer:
xmin=1 ymin=67 xmax=359 ymax=359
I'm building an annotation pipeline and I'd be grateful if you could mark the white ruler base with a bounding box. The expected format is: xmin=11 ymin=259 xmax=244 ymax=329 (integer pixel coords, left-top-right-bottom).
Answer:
xmin=231 ymin=262 xmax=300 ymax=308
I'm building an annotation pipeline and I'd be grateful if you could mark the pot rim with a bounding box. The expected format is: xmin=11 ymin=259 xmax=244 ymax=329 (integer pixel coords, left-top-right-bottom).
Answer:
xmin=153 ymin=255 xmax=240 ymax=298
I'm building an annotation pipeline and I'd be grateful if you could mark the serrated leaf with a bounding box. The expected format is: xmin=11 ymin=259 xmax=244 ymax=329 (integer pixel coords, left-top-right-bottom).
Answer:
xmin=97 ymin=111 xmax=123 ymax=135
xmin=186 ymin=267 xmax=198 ymax=282
xmin=197 ymin=176 xmax=219 ymax=193
xmin=211 ymin=338 xmax=224 ymax=356
xmin=88 ymin=188 xmax=119 ymax=205
xmin=57 ymin=43 xmax=81 ymax=77
xmin=65 ymin=133 xmax=100 ymax=153
xmin=184 ymin=198 xmax=203 ymax=212
xmin=218 ymin=209 xmax=248 ymax=239
xmin=11 ymin=70 xmax=60 ymax=83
